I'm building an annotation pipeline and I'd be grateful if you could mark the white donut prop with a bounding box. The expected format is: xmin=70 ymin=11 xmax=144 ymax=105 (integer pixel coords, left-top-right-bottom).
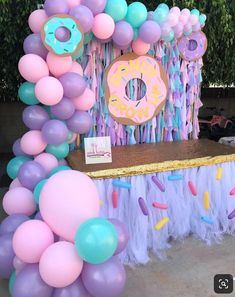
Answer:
xmin=105 ymin=54 xmax=168 ymax=126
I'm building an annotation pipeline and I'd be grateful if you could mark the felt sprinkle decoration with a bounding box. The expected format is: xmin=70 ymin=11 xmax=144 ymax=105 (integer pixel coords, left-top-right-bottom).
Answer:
xmin=201 ymin=216 xmax=214 ymax=225
xmin=230 ymin=187 xmax=235 ymax=196
xmin=204 ymin=191 xmax=210 ymax=210
xmin=112 ymin=191 xmax=118 ymax=209
xmin=138 ymin=197 xmax=149 ymax=216
xmin=216 ymin=168 xmax=223 ymax=181
xmin=155 ymin=217 xmax=170 ymax=231
xmin=228 ymin=210 xmax=235 ymax=220
xmin=152 ymin=202 xmax=168 ymax=210
xmin=112 ymin=180 xmax=132 ymax=189
xmin=152 ymin=176 xmax=165 ymax=192
xmin=188 ymin=181 xmax=197 ymax=196
xmin=168 ymin=174 xmax=183 ymax=181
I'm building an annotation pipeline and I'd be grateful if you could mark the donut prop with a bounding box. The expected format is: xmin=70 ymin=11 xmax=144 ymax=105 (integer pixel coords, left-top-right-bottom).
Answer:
xmin=105 ymin=54 xmax=168 ymax=126
xmin=41 ymin=14 xmax=84 ymax=56
xmin=178 ymin=32 xmax=207 ymax=61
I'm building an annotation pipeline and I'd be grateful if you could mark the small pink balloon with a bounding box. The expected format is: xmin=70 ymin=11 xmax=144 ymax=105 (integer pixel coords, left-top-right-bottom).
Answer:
xmin=39 ymin=170 xmax=100 ymax=242
xmin=34 ymin=153 xmax=59 ymax=175
xmin=192 ymin=22 xmax=201 ymax=32
xmin=28 ymin=9 xmax=48 ymax=33
xmin=170 ymin=7 xmax=181 ymax=16
xmin=189 ymin=14 xmax=199 ymax=26
xmin=173 ymin=22 xmax=184 ymax=34
xmin=67 ymin=133 xmax=77 ymax=144
xmin=3 ymin=187 xmax=36 ymax=216
xmin=35 ymin=76 xmax=64 ymax=106
xmin=167 ymin=13 xmax=179 ymax=27
xmin=9 ymin=178 xmax=22 ymax=190
xmin=39 ymin=241 xmax=83 ymax=288
xmin=46 ymin=52 xmax=72 ymax=77
xmin=70 ymin=61 xmax=83 ymax=76
xmin=21 ymin=131 xmax=47 ymax=156
xmin=132 ymin=39 xmax=150 ymax=56
xmin=67 ymin=0 xmax=81 ymax=8
xmin=92 ymin=13 xmax=115 ymax=39
xmin=13 ymin=256 xmax=26 ymax=274
xmin=18 ymin=54 xmax=49 ymax=83
xmin=13 ymin=220 xmax=54 ymax=264
xmin=71 ymin=88 xmax=95 ymax=111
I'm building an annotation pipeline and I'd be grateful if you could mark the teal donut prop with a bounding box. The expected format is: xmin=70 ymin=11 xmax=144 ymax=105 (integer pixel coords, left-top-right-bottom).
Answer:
xmin=41 ymin=14 xmax=84 ymax=57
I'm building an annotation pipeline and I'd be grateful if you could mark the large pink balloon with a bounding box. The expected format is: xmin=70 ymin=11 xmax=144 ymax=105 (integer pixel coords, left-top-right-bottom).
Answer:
xmin=13 ymin=220 xmax=54 ymax=264
xmin=9 ymin=178 xmax=22 ymax=190
xmin=132 ymin=39 xmax=150 ymax=55
xmin=67 ymin=0 xmax=81 ymax=8
xmin=70 ymin=61 xmax=83 ymax=76
xmin=35 ymin=76 xmax=64 ymax=106
xmin=28 ymin=9 xmax=48 ymax=33
xmin=92 ymin=13 xmax=115 ymax=39
xmin=3 ymin=187 xmax=36 ymax=216
xmin=39 ymin=241 xmax=83 ymax=287
xmin=46 ymin=53 xmax=73 ymax=77
xmin=21 ymin=131 xmax=47 ymax=156
xmin=71 ymin=88 xmax=95 ymax=111
xmin=39 ymin=170 xmax=100 ymax=242
xmin=34 ymin=153 xmax=59 ymax=175
xmin=18 ymin=54 xmax=49 ymax=83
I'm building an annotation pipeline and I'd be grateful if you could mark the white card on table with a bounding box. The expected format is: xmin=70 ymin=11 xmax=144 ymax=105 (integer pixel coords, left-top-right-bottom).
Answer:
xmin=84 ymin=136 xmax=112 ymax=164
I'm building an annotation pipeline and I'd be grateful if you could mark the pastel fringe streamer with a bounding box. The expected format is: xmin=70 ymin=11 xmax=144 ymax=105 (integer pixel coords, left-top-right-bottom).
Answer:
xmin=95 ymin=161 xmax=235 ymax=265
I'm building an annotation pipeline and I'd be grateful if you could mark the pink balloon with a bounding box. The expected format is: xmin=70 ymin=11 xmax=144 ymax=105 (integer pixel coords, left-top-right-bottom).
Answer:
xmin=71 ymin=88 xmax=95 ymax=111
xmin=28 ymin=9 xmax=48 ymax=33
xmin=18 ymin=54 xmax=49 ymax=83
xmin=192 ymin=22 xmax=201 ymax=32
xmin=67 ymin=133 xmax=77 ymax=144
xmin=9 ymin=178 xmax=22 ymax=190
xmin=167 ymin=13 xmax=179 ymax=27
xmin=39 ymin=170 xmax=100 ymax=242
xmin=21 ymin=131 xmax=47 ymax=156
xmin=179 ymin=9 xmax=190 ymax=25
xmin=132 ymin=39 xmax=150 ymax=56
xmin=189 ymin=14 xmax=199 ymax=26
xmin=35 ymin=76 xmax=64 ymax=106
xmin=67 ymin=0 xmax=81 ymax=8
xmin=92 ymin=13 xmax=115 ymax=39
xmin=3 ymin=187 xmax=36 ymax=216
xmin=173 ymin=22 xmax=184 ymax=34
xmin=13 ymin=220 xmax=54 ymax=264
xmin=39 ymin=241 xmax=83 ymax=287
xmin=170 ymin=7 xmax=181 ymax=16
xmin=34 ymin=153 xmax=59 ymax=175
xmin=46 ymin=53 xmax=73 ymax=77
xmin=70 ymin=61 xmax=83 ymax=76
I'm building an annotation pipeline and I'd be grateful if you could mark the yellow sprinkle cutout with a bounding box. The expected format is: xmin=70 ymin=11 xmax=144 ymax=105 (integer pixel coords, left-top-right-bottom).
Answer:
xmin=155 ymin=217 xmax=170 ymax=231
xmin=216 ymin=168 xmax=223 ymax=181
xmin=204 ymin=191 xmax=210 ymax=210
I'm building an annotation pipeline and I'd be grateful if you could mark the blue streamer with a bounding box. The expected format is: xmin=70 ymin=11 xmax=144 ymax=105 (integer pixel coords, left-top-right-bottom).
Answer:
xmin=112 ymin=180 xmax=132 ymax=189
xmin=168 ymin=174 xmax=183 ymax=181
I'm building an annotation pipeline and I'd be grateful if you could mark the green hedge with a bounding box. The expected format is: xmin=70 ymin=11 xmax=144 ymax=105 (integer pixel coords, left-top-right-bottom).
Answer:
xmin=0 ymin=0 xmax=234 ymax=102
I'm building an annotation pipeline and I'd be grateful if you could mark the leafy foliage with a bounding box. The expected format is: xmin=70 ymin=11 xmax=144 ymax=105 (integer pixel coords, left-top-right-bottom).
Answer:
xmin=0 ymin=0 xmax=234 ymax=102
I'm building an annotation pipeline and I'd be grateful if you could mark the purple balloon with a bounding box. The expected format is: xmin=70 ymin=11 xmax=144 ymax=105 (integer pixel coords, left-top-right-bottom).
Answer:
xmin=0 ymin=233 xmax=15 ymax=279
xmin=51 ymin=97 xmax=75 ymax=120
xmin=52 ymin=278 xmax=90 ymax=297
xmin=82 ymin=257 xmax=126 ymax=297
xmin=59 ymin=72 xmax=87 ymax=99
xmin=81 ymin=0 xmax=106 ymax=15
xmin=147 ymin=11 xmax=155 ymax=20
xmin=22 ymin=106 xmax=50 ymax=130
xmin=23 ymin=34 xmax=48 ymax=59
xmin=112 ymin=21 xmax=134 ymax=47
xmin=66 ymin=111 xmax=92 ymax=134
xmin=108 ymin=219 xmax=129 ymax=255
xmin=42 ymin=120 xmax=69 ymax=145
xmin=13 ymin=264 xmax=53 ymax=297
xmin=69 ymin=5 xmax=94 ymax=32
xmin=139 ymin=20 xmax=161 ymax=44
xmin=0 ymin=214 xmax=29 ymax=236
xmin=44 ymin=0 xmax=69 ymax=16
xmin=18 ymin=161 xmax=46 ymax=191
xmin=13 ymin=138 xmax=28 ymax=157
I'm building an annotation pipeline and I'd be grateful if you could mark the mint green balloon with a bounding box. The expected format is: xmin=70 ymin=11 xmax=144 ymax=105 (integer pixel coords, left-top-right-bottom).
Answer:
xmin=18 ymin=82 xmax=39 ymax=105
xmin=199 ymin=14 xmax=207 ymax=25
xmin=7 ymin=156 xmax=31 ymax=179
xmin=9 ymin=271 xmax=16 ymax=296
xmin=72 ymin=46 xmax=84 ymax=60
xmin=48 ymin=165 xmax=71 ymax=177
xmin=75 ymin=218 xmax=118 ymax=264
xmin=84 ymin=32 xmax=93 ymax=44
xmin=191 ymin=8 xmax=200 ymax=16
xmin=34 ymin=179 xmax=47 ymax=204
xmin=126 ymin=2 xmax=147 ymax=28
xmin=46 ymin=143 xmax=70 ymax=160
xmin=105 ymin=0 xmax=128 ymax=22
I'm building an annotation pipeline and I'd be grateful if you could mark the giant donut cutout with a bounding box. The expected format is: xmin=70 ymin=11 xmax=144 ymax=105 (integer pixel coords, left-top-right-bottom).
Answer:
xmin=105 ymin=54 xmax=168 ymax=126
xmin=178 ymin=31 xmax=207 ymax=61
xmin=41 ymin=14 xmax=84 ymax=57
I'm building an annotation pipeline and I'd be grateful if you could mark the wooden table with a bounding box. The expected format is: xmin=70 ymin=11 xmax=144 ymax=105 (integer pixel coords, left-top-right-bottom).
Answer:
xmin=67 ymin=139 xmax=235 ymax=179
